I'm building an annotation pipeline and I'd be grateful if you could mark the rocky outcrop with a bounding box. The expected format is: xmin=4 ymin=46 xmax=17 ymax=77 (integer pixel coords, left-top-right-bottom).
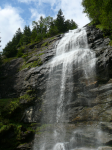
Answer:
xmin=1 ymin=25 xmax=112 ymax=149
xmin=0 ymin=35 xmax=62 ymax=150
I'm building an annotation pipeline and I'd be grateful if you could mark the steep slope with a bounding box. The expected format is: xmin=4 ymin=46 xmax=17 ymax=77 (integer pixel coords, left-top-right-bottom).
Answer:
xmin=0 ymin=25 xmax=112 ymax=150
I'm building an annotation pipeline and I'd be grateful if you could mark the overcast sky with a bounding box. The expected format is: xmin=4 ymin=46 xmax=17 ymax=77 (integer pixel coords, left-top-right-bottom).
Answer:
xmin=0 ymin=0 xmax=90 ymax=52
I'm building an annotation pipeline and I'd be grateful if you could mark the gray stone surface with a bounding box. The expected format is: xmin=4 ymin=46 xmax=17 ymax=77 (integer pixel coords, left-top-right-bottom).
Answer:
xmin=1 ymin=25 xmax=112 ymax=149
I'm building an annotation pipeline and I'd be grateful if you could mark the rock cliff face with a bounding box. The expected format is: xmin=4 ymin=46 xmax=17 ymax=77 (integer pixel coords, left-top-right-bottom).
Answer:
xmin=1 ymin=25 xmax=112 ymax=150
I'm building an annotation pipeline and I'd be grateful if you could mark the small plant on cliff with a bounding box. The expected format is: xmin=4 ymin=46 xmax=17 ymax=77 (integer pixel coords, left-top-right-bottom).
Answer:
xmin=41 ymin=42 xmax=49 ymax=47
xmin=109 ymin=40 xmax=112 ymax=46
xmin=96 ymin=24 xmax=104 ymax=31
xmin=20 ymin=94 xmax=34 ymax=102
xmin=19 ymin=57 xmax=42 ymax=71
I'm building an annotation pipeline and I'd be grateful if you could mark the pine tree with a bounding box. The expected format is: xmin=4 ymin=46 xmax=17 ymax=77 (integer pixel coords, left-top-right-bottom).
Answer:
xmin=56 ymin=9 xmax=65 ymax=33
xmin=0 ymin=34 xmax=2 ymax=64
xmin=3 ymin=10 xmax=78 ymax=58
xmin=2 ymin=28 xmax=23 ymax=57
xmin=22 ymin=26 xmax=31 ymax=45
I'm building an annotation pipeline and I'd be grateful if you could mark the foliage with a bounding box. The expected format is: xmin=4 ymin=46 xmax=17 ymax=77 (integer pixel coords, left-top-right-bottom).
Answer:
xmin=3 ymin=9 xmax=78 ymax=58
xmin=17 ymin=47 xmax=23 ymax=57
xmin=20 ymin=94 xmax=34 ymax=102
xmin=0 ymin=94 xmax=38 ymax=150
xmin=109 ymin=40 xmax=112 ymax=46
xmin=41 ymin=42 xmax=49 ymax=47
xmin=22 ymin=54 xmax=28 ymax=61
xmin=56 ymin=9 xmax=65 ymax=33
xmin=19 ymin=58 xmax=42 ymax=71
xmin=0 ymin=52 xmax=2 ymax=65
xmin=82 ymin=0 xmax=112 ymax=30
xmin=0 ymin=98 xmax=20 ymax=117
xmin=96 ymin=24 xmax=104 ymax=31
xmin=38 ymin=53 xmax=44 ymax=56
xmin=3 ymin=28 xmax=22 ymax=58
xmin=2 ymin=57 xmax=17 ymax=64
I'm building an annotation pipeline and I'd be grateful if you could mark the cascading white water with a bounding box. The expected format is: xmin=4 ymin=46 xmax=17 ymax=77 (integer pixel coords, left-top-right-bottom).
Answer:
xmin=33 ymin=28 xmax=97 ymax=150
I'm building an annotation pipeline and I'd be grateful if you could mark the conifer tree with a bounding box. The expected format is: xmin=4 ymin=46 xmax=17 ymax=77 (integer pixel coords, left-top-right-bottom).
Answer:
xmin=0 ymin=35 xmax=1 ymax=64
xmin=56 ymin=9 xmax=65 ymax=33
xmin=3 ymin=9 xmax=78 ymax=58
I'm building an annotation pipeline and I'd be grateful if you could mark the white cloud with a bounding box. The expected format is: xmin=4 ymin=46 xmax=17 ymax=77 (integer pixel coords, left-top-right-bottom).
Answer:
xmin=59 ymin=0 xmax=90 ymax=27
xmin=18 ymin=0 xmax=56 ymax=6
xmin=18 ymin=0 xmax=36 ymax=3
xmin=29 ymin=8 xmax=45 ymax=29
xmin=0 ymin=5 xmax=25 ymax=51
xmin=18 ymin=0 xmax=90 ymax=28
xmin=30 ymin=8 xmax=45 ymax=20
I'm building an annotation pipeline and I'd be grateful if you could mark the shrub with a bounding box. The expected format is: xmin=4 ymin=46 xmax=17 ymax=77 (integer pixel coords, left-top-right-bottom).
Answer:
xmin=17 ymin=49 xmax=23 ymax=57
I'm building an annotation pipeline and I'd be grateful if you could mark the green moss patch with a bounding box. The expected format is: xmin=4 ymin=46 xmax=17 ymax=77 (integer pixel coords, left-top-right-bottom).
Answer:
xmin=96 ymin=24 xmax=104 ymax=31
xmin=38 ymin=52 xmax=44 ymax=56
xmin=0 ymin=98 xmax=19 ymax=116
xmin=41 ymin=42 xmax=49 ymax=47
xmin=20 ymin=94 xmax=34 ymax=102
xmin=2 ymin=57 xmax=17 ymax=64
xmin=109 ymin=40 xmax=112 ymax=46
xmin=19 ymin=58 xmax=42 ymax=71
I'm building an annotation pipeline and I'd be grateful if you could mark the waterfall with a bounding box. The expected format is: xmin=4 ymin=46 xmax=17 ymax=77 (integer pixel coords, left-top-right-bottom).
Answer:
xmin=33 ymin=28 xmax=98 ymax=150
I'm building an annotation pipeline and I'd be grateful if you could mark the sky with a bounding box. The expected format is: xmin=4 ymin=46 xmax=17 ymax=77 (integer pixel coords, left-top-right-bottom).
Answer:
xmin=0 ymin=0 xmax=90 ymax=52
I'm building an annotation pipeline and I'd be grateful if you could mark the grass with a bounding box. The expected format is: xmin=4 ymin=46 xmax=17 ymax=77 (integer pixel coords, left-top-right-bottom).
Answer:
xmin=2 ymin=57 xmax=17 ymax=64
xmin=38 ymin=52 xmax=44 ymax=56
xmin=20 ymin=94 xmax=34 ymax=102
xmin=50 ymin=37 xmax=55 ymax=40
xmin=0 ymin=98 xmax=19 ymax=115
xmin=0 ymin=98 xmax=12 ymax=108
xmin=109 ymin=40 xmax=112 ymax=46
xmin=96 ymin=24 xmax=104 ymax=31
xmin=41 ymin=42 xmax=49 ymax=47
xmin=19 ymin=58 xmax=42 ymax=71
xmin=26 ymin=89 xmax=33 ymax=94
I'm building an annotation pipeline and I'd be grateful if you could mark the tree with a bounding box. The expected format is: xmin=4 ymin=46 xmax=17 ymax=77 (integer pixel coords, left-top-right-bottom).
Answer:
xmin=64 ymin=19 xmax=78 ymax=32
xmin=21 ymin=26 xmax=31 ymax=45
xmin=0 ymin=52 xmax=2 ymax=65
xmin=3 ymin=41 xmax=17 ymax=58
xmin=82 ymin=0 xmax=112 ymax=29
xmin=3 ymin=10 xmax=78 ymax=58
xmin=31 ymin=27 xmax=37 ymax=42
xmin=49 ymin=20 xmax=59 ymax=36
xmin=32 ymin=16 xmax=53 ymax=41
xmin=2 ymin=28 xmax=23 ymax=58
xmin=56 ymin=9 xmax=65 ymax=33
xmin=0 ymin=35 xmax=2 ymax=64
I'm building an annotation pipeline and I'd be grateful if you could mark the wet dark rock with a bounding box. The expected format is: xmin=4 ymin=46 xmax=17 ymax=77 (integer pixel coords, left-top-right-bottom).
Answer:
xmin=1 ymin=25 xmax=112 ymax=149
xmin=16 ymin=143 xmax=32 ymax=150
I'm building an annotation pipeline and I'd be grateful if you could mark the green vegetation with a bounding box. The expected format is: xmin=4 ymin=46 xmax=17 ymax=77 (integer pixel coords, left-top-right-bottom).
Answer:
xmin=20 ymin=94 xmax=34 ymax=102
xmin=0 ymin=52 xmax=2 ymax=65
xmin=22 ymin=54 xmax=28 ymax=61
xmin=109 ymin=40 xmax=112 ymax=46
xmin=0 ymin=95 xmax=37 ymax=150
xmin=38 ymin=52 xmax=44 ymax=56
xmin=0 ymin=98 xmax=19 ymax=116
xmin=2 ymin=57 xmax=17 ymax=64
xmin=96 ymin=24 xmax=104 ymax=31
xmin=82 ymin=0 xmax=112 ymax=30
xmin=20 ymin=58 xmax=42 ymax=71
xmin=41 ymin=42 xmax=49 ymax=47
xmin=2 ymin=9 xmax=78 ymax=59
